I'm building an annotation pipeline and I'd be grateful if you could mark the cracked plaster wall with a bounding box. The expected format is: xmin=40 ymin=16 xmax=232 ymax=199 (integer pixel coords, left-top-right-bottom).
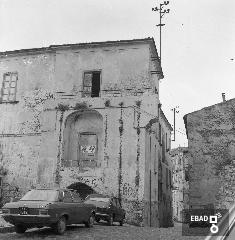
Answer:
xmin=185 ymin=98 xmax=235 ymax=209
xmin=0 ymin=41 xmax=164 ymax=225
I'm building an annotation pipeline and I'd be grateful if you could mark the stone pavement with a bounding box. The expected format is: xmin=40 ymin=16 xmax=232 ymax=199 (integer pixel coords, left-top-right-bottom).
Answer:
xmin=0 ymin=221 xmax=206 ymax=240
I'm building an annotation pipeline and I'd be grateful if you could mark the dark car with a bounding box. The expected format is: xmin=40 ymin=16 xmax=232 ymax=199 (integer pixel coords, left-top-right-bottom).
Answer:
xmin=84 ymin=194 xmax=125 ymax=226
xmin=1 ymin=188 xmax=96 ymax=235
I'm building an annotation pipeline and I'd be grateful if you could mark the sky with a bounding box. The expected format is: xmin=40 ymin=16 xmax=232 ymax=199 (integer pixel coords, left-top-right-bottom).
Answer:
xmin=0 ymin=0 xmax=234 ymax=148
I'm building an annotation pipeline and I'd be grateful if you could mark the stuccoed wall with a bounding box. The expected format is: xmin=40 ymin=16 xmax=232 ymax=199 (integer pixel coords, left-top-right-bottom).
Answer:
xmin=0 ymin=89 xmax=56 ymax=204
xmin=0 ymin=92 xmax=160 ymax=224
xmin=52 ymin=43 xmax=153 ymax=95
xmin=171 ymin=147 xmax=189 ymax=222
xmin=185 ymin=98 xmax=235 ymax=209
xmin=0 ymin=39 xmax=162 ymax=224
xmin=54 ymin=95 xmax=159 ymax=225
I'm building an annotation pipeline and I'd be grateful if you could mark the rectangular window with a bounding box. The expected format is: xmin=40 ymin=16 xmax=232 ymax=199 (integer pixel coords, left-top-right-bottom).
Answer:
xmin=158 ymin=123 xmax=162 ymax=145
xmin=166 ymin=168 xmax=168 ymax=188
xmin=0 ymin=176 xmax=2 ymax=198
xmin=166 ymin=133 xmax=168 ymax=151
xmin=71 ymin=192 xmax=82 ymax=203
xmin=169 ymin=169 xmax=172 ymax=188
xmin=63 ymin=191 xmax=73 ymax=203
xmin=82 ymin=71 xmax=101 ymax=98
xmin=162 ymin=131 xmax=166 ymax=162
xmin=1 ymin=72 xmax=18 ymax=102
xmin=158 ymin=181 xmax=162 ymax=201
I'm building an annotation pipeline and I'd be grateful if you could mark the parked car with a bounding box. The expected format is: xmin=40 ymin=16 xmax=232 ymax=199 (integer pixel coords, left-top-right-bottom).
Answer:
xmin=1 ymin=188 xmax=96 ymax=235
xmin=84 ymin=194 xmax=125 ymax=226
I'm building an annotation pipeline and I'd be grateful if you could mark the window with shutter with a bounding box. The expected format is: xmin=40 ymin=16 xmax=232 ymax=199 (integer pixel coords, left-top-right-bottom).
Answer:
xmin=1 ymin=72 xmax=18 ymax=102
xmin=82 ymin=71 xmax=101 ymax=97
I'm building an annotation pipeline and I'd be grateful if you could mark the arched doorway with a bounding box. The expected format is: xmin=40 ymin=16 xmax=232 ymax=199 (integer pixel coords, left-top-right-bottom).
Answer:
xmin=67 ymin=182 xmax=96 ymax=199
xmin=63 ymin=110 xmax=103 ymax=169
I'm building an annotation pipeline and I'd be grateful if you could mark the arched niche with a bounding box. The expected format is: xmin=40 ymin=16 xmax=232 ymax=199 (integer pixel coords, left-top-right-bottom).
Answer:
xmin=63 ymin=110 xmax=103 ymax=169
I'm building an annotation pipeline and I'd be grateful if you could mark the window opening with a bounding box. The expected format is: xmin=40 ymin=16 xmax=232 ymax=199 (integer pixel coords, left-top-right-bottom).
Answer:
xmin=1 ymin=72 xmax=18 ymax=102
xmin=83 ymin=71 xmax=101 ymax=97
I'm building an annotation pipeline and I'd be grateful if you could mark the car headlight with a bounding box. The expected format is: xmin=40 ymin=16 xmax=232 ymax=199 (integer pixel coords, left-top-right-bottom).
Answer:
xmin=39 ymin=209 xmax=49 ymax=215
xmin=2 ymin=209 xmax=10 ymax=214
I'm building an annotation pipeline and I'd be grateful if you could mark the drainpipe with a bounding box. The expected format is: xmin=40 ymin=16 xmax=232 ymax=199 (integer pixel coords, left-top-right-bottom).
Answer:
xmin=150 ymin=169 xmax=152 ymax=226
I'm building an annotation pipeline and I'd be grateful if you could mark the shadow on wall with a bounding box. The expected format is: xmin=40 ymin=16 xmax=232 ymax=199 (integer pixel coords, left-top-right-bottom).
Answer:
xmin=67 ymin=182 xmax=96 ymax=200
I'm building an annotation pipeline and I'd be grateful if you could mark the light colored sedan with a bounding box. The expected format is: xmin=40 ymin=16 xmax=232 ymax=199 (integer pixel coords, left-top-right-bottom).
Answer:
xmin=1 ymin=188 xmax=96 ymax=235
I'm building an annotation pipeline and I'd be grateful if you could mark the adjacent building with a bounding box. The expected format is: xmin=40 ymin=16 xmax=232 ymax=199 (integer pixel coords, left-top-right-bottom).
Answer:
xmin=0 ymin=38 xmax=173 ymax=226
xmin=184 ymin=97 xmax=235 ymax=210
xmin=170 ymin=147 xmax=189 ymax=222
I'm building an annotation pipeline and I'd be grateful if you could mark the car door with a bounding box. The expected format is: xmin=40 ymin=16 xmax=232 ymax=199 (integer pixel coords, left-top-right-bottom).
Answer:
xmin=62 ymin=190 xmax=77 ymax=224
xmin=115 ymin=198 xmax=124 ymax=221
xmin=111 ymin=198 xmax=119 ymax=221
xmin=71 ymin=191 xmax=87 ymax=223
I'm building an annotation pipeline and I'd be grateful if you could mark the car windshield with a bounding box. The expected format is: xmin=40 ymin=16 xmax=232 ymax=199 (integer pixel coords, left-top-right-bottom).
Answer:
xmin=87 ymin=197 xmax=110 ymax=203
xmin=20 ymin=190 xmax=59 ymax=201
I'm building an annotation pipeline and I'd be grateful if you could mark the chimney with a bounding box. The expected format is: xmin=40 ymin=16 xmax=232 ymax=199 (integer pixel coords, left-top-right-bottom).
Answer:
xmin=222 ymin=93 xmax=226 ymax=102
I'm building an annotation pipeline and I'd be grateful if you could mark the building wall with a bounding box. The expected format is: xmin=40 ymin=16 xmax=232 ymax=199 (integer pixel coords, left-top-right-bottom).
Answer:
xmin=171 ymin=147 xmax=189 ymax=222
xmin=143 ymin=109 xmax=173 ymax=227
xmin=0 ymin=39 xmax=169 ymax=225
xmin=158 ymin=110 xmax=173 ymax=227
xmin=184 ymin=98 xmax=235 ymax=210
xmin=54 ymin=43 xmax=152 ymax=95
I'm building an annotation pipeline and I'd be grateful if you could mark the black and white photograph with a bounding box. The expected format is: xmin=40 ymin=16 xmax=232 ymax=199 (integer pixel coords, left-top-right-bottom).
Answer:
xmin=0 ymin=0 xmax=234 ymax=239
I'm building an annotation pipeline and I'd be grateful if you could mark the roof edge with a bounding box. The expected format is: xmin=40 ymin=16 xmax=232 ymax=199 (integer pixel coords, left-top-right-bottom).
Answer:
xmin=184 ymin=97 xmax=235 ymax=117
xmin=0 ymin=37 xmax=158 ymax=58
xmin=160 ymin=108 xmax=173 ymax=131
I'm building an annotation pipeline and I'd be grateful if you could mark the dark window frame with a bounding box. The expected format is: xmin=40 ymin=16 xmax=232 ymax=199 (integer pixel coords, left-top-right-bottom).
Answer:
xmin=82 ymin=70 xmax=101 ymax=98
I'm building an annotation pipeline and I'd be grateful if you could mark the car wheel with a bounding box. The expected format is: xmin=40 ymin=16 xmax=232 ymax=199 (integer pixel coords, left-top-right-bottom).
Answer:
xmin=15 ymin=224 xmax=27 ymax=234
xmin=85 ymin=213 xmax=95 ymax=228
xmin=54 ymin=216 xmax=67 ymax=235
xmin=108 ymin=214 xmax=114 ymax=226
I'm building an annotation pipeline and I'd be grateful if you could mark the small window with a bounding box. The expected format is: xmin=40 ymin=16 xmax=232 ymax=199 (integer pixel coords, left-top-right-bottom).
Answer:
xmin=0 ymin=177 xmax=2 ymax=199
xmin=158 ymin=123 xmax=162 ymax=144
xmin=1 ymin=72 xmax=18 ymax=102
xmin=166 ymin=168 xmax=168 ymax=188
xmin=169 ymin=169 xmax=172 ymax=188
xmin=82 ymin=71 xmax=101 ymax=98
xmin=63 ymin=191 xmax=73 ymax=203
xmin=165 ymin=133 xmax=168 ymax=151
xmin=71 ymin=191 xmax=82 ymax=203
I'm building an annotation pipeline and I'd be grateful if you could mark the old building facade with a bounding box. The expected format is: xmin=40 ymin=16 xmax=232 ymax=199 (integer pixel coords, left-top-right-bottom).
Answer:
xmin=0 ymin=38 xmax=172 ymax=226
xmin=170 ymin=147 xmax=189 ymax=222
xmin=184 ymin=98 xmax=235 ymax=210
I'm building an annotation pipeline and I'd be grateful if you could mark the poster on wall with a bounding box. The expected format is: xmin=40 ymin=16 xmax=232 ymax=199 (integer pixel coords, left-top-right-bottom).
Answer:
xmin=79 ymin=133 xmax=98 ymax=168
